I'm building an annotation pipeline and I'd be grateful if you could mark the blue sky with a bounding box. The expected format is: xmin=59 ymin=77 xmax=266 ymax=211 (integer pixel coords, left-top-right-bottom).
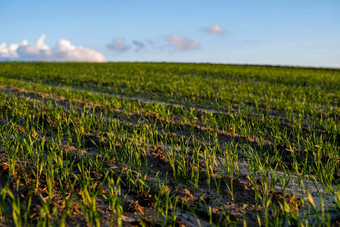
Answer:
xmin=0 ymin=0 xmax=339 ymax=67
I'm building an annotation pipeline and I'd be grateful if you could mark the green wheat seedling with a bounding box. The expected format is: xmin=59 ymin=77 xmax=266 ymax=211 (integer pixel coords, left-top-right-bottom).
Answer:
xmin=0 ymin=62 xmax=339 ymax=225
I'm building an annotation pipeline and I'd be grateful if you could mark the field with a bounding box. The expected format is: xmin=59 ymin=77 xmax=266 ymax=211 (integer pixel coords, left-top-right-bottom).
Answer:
xmin=0 ymin=62 xmax=339 ymax=226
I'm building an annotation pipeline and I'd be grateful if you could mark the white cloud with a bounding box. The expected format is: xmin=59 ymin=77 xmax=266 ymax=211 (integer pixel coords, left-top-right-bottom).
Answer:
xmin=0 ymin=35 xmax=106 ymax=62
xmin=107 ymin=38 xmax=130 ymax=52
xmin=165 ymin=35 xmax=200 ymax=51
xmin=204 ymin=24 xmax=225 ymax=34
xmin=53 ymin=39 xmax=106 ymax=62
xmin=36 ymin=34 xmax=49 ymax=50
xmin=0 ymin=43 xmax=19 ymax=58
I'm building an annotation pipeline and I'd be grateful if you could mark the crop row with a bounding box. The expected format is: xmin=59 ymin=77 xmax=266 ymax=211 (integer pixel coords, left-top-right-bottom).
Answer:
xmin=0 ymin=62 xmax=339 ymax=226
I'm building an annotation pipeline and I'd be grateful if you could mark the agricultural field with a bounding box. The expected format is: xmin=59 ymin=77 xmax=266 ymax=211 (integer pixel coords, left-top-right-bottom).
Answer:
xmin=0 ymin=62 xmax=339 ymax=226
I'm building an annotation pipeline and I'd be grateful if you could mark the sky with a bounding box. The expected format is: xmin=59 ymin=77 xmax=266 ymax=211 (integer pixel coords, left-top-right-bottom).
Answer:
xmin=0 ymin=0 xmax=339 ymax=67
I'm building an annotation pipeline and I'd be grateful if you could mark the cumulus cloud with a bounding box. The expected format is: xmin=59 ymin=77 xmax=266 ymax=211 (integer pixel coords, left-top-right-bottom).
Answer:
xmin=107 ymin=38 xmax=130 ymax=52
xmin=0 ymin=43 xmax=19 ymax=58
xmin=53 ymin=39 xmax=106 ymax=62
xmin=0 ymin=34 xmax=106 ymax=62
xmin=165 ymin=35 xmax=200 ymax=51
xmin=132 ymin=40 xmax=145 ymax=52
xmin=36 ymin=34 xmax=49 ymax=50
xmin=204 ymin=24 xmax=225 ymax=34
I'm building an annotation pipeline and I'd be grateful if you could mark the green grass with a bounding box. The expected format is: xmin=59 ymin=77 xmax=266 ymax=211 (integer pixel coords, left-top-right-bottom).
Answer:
xmin=0 ymin=62 xmax=339 ymax=226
